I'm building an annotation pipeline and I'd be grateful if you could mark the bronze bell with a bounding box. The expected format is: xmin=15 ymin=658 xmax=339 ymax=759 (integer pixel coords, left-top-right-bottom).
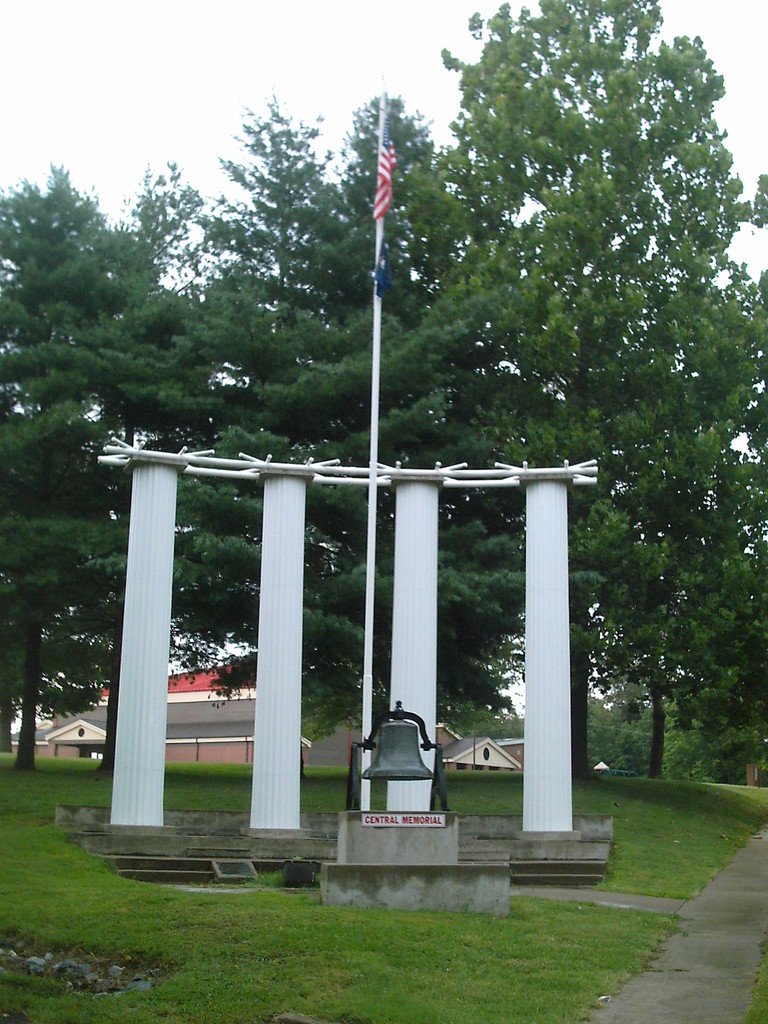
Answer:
xmin=362 ymin=719 xmax=434 ymax=781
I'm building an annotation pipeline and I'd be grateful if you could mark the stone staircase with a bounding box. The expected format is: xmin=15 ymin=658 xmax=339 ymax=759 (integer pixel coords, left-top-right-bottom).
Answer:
xmin=459 ymin=814 xmax=612 ymax=886
xmin=56 ymin=807 xmax=611 ymax=887
xmin=101 ymin=855 xmax=215 ymax=885
xmin=56 ymin=806 xmax=337 ymax=885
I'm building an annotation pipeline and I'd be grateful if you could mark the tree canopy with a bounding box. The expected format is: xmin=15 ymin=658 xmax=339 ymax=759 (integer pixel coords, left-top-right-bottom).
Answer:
xmin=0 ymin=171 xmax=119 ymax=767
xmin=437 ymin=0 xmax=768 ymax=775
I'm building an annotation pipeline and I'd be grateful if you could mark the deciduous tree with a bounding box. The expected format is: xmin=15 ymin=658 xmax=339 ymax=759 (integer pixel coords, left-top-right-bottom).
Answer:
xmin=440 ymin=0 xmax=767 ymax=775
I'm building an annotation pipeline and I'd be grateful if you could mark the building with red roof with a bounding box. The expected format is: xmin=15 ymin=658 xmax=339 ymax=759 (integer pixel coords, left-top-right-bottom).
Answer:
xmin=31 ymin=668 xmax=364 ymax=767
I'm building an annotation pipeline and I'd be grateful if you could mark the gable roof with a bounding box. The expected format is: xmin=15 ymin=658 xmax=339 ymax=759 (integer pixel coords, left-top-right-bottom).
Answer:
xmin=442 ymin=736 xmax=522 ymax=770
xmin=435 ymin=723 xmax=462 ymax=742
xmin=43 ymin=718 xmax=107 ymax=745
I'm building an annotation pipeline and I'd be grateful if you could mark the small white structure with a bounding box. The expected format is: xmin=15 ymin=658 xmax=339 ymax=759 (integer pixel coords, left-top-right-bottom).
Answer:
xmin=43 ymin=718 xmax=107 ymax=757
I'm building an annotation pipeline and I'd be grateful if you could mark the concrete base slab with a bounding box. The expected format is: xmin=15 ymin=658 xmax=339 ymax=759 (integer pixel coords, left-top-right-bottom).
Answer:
xmin=321 ymin=863 xmax=510 ymax=916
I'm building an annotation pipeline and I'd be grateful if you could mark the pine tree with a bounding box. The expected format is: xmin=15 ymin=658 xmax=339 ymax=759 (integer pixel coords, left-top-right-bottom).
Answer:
xmin=0 ymin=170 xmax=120 ymax=768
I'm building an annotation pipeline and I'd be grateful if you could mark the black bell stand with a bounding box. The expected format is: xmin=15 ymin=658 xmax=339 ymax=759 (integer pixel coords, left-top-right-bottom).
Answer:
xmin=346 ymin=701 xmax=449 ymax=811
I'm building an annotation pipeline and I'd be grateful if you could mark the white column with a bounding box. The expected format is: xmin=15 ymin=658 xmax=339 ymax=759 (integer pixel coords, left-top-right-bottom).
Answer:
xmin=250 ymin=474 xmax=307 ymax=830
xmin=387 ymin=481 xmax=439 ymax=812
xmin=523 ymin=480 xmax=573 ymax=832
xmin=111 ymin=462 xmax=179 ymax=826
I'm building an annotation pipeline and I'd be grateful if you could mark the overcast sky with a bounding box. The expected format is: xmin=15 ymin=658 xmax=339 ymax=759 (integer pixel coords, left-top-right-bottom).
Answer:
xmin=2 ymin=0 xmax=766 ymax=274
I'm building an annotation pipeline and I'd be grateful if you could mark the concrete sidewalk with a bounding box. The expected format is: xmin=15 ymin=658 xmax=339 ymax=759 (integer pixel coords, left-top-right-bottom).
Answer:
xmin=529 ymin=827 xmax=768 ymax=1023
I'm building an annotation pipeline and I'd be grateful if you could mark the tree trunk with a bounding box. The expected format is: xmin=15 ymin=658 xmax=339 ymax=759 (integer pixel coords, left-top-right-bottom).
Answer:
xmin=0 ymin=690 xmax=13 ymax=752
xmin=648 ymin=683 xmax=665 ymax=778
xmin=99 ymin=601 xmax=124 ymax=775
xmin=14 ymin=623 xmax=42 ymax=772
xmin=570 ymin=646 xmax=591 ymax=779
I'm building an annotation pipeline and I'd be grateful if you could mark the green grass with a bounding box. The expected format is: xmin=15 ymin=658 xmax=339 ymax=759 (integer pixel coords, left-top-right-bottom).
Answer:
xmin=744 ymin=955 xmax=768 ymax=1023
xmin=2 ymin=754 xmax=767 ymax=1024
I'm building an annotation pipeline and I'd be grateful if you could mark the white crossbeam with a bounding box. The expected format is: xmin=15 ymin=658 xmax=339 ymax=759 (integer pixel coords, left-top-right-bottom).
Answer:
xmin=100 ymin=441 xmax=597 ymax=489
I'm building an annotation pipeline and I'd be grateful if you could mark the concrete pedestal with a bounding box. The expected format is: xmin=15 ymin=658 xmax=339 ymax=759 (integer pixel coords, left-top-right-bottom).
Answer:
xmin=337 ymin=811 xmax=458 ymax=865
xmin=325 ymin=811 xmax=508 ymax=915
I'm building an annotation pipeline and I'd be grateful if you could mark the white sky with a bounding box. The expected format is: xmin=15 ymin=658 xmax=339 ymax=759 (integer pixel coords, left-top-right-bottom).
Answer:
xmin=1 ymin=0 xmax=766 ymax=275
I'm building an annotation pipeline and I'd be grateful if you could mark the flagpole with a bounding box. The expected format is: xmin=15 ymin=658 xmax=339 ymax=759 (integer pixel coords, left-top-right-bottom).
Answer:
xmin=360 ymin=95 xmax=387 ymax=810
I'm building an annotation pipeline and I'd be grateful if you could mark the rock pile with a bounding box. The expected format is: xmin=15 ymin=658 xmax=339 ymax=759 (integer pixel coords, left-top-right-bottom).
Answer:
xmin=0 ymin=944 xmax=163 ymax=997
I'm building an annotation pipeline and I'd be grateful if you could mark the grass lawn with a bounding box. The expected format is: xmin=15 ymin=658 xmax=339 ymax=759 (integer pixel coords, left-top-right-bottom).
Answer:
xmin=2 ymin=755 xmax=767 ymax=1024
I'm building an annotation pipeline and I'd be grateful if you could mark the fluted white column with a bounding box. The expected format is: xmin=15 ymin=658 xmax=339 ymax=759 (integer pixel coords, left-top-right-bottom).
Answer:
xmin=523 ymin=480 xmax=573 ymax=832
xmin=387 ymin=481 xmax=439 ymax=812
xmin=250 ymin=474 xmax=307 ymax=830
xmin=111 ymin=462 xmax=180 ymax=826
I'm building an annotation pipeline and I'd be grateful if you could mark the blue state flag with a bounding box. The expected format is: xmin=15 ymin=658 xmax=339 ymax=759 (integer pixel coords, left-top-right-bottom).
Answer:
xmin=374 ymin=242 xmax=392 ymax=298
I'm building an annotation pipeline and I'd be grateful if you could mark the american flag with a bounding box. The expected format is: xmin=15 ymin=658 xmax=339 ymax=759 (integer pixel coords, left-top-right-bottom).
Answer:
xmin=373 ymin=118 xmax=397 ymax=220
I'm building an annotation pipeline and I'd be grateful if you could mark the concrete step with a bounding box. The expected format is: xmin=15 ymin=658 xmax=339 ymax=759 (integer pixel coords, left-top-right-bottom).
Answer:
xmin=186 ymin=843 xmax=254 ymax=859
xmin=508 ymin=840 xmax=611 ymax=861
xmin=460 ymin=838 xmax=611 ymax=862
xmin=186 ymin=833 xmax=335 ymax=855
xmin=58 ymin=807 xmax=612 ymax=841
xmin=103 ymin=852 xmax=324 ymax=883
xmin=512 ymin=858 xmax=605 ymax=875
xmin=119 ymin=868 xmax=214 ymax=884
xmin=76 ymin=830 xmax=336 ymax=861
xmin=511 ymin=860 xmax=606 ymax=886
xmin=460 ymin=814 xmax=613 ymax=842
xmin=104 ymin=855 xmax=213 ymax=873
xmin=459 ymin=841 xmax=514 ymax=861
xmin=78 ymin=832 xmax=188 ymax=857
xmin=106 ymin=855 xmax=262 ymax=885
xmin=511 ymin=871 xmax=605 ymax=886
xmin=103 ymin=854 xmax=216 ymax=884
xmin=56 ymin=805 xmax=341 ymax=835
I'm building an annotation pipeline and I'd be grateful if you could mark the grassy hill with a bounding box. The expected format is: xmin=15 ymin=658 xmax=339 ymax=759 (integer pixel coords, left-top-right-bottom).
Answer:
xmin=1 ymin=755 xmax=766 ymax=1024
